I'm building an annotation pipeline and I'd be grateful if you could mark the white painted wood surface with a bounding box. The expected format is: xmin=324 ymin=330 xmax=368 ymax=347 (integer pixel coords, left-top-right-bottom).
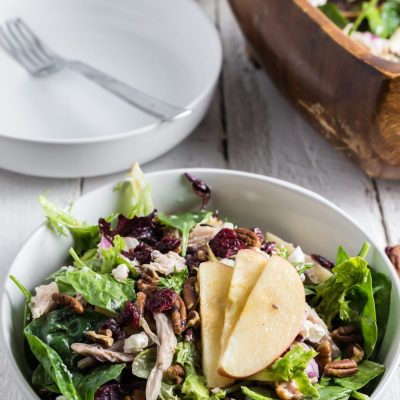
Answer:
xmin=0 ymin=0 xmax=398 ymax=397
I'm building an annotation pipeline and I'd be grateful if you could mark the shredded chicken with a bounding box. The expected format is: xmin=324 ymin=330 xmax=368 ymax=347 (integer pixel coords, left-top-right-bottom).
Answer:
xmin=142 ymin=250 xmax=186 ymax=275
xmin=146 ymin=313 xmax=177 ymax=400
xmin=29 ymin=282 xmax=59 ymax=319
xmin=70 ymin=343 xmax=134 ymax=363
xmin=188 ymin=224 xmax=221 ymax=249
xmin=141 ymin=317 xmax=160 ymax=345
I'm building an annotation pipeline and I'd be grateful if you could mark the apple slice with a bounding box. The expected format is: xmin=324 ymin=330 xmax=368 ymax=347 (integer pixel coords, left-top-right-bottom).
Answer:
xmin=220 ymin=249 xmax=268 ymax=353
xmin=198 ymin=262 xmax=235 ymax=388
xmin=218 ymin=255 xmax=305 ymax=379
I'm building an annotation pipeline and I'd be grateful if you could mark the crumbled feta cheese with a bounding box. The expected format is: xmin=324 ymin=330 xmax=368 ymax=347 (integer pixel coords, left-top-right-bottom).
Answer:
xmin=143 ymin=250 xmax=186 ymax=275
xmin=111 ymin=264 xmax=130 ymax=281
xmin=29 ymin=282 xmax=59 ymax=319
xmin=124 ymin=237 xmax=139 ymax=250
xmin=309 ymin=0 xmax=327 ymax=6
xmin=124 ymin=332 xmax=149 ymax=353
xmin=301 ymin=320 xmax=326 ymax=343
xmin=288 ymin=246 xmax=305 ymax=264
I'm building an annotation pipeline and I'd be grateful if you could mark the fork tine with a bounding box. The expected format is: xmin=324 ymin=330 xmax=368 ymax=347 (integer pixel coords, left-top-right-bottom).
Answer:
xmin=15 ymin=18 xmax=57 ymax=61
xmin=6 ymin=19 xmax=45 ymax=66
xmin=0 ymin=23 xmax=36 ymax=72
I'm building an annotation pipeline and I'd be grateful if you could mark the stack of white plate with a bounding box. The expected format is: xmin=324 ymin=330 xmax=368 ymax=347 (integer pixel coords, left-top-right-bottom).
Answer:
xmin=0 ymin=0 xmax=221 ymax=177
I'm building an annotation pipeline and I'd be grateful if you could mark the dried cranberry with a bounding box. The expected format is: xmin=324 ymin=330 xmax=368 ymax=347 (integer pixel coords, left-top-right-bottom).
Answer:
xmin=185 ymin=247 xmax=201 ymax=276
xmin=95 ymin=383 xmax=143 ymax=400
xmin=146 ymin=288 xmax=178 ymax=313
xmin=209 ymin=228 xmax=245 ymax=258
xmin=101 ymin=318 xmax=124 ymax=341
xmin=184 ymin=173 xmax=211 ymax=209
xmin=311 ymin=254 xmax=334 ymax=269
xmin=251 ymin=227 xmax=264 ymax=243
xmin=157 ymin=236 xmax=181 ymax=253
xmin=122 ymin=242 xmax=153 ymax=265
xmin=117 ymin=301 xmax=140 ymax=329
xmin=260 ymin=241 xmax=277 ymax=255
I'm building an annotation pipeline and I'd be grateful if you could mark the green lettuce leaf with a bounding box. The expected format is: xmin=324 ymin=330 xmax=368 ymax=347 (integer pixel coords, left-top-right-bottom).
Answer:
xmin=25 ymin=333 xmax=78 ymax=400
xmin=336 ymin=246 xmax=350 ymax=266
xmin=316 ymin=252 xmax=377 ymax=358
xmin=10 ymin=275 xmax=32 ymax=326
xmin=131 ymin=347 xmax=157 ymax=379
xmin=39 ymin=195 xmax=100 ymax=254
xmin=159 ymin=267 xmax=189 ymax=294
xmin=63 ymin=267 xmax=135 ymax=312
xmin=241 ymin=386 xmax=277 ymax=400
xmin=160 ymin=383 xmax=181 ymax=400
xmin=181 ymin=374 xmax=210 ymax=400
xmin=251 ymin=345 xmax=319 ymax=398
xmin=158 ymin=210 xmax=212 ymax=256
xmin=74 ymin=364 xmax=126 ymax=400
xmin=114 ymin=162 xmax=153 ymax=218
xmin=99 ymin=235 xmax=132 ymax=275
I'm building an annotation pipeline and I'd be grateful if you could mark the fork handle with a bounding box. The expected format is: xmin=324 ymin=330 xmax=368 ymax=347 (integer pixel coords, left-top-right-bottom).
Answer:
xmin=66 ymin=61 xmax=191 ymax=121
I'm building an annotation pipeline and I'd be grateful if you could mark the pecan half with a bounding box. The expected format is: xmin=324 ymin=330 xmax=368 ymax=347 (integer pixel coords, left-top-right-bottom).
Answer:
xmin=136 ymin=292 xmax=147 ymax=318
xmin=137 ymin=279 xmax=158 ymax=295
xmin=182 ymin=277 xmax=199 ymax=311
xmin=324 ymin=359 xmax=358 ymax=377
xmin=332 ymin=325 xmax=362 ymax=343
xmin=166 ymin=364 xmax=185 ymax=385
xmin=123 ymin=390 xmax=146 ymax=400
xmin=346 ymin=343 xmax=364 ymax=364
xmin=385 ymin=245 xmax=400 ymax=278
xmin=140 ymin=267 xmax=160 ymax=285
xmin=186 ymin=310 xmax=200 ymax=329
xmin=315 ymin=340 xmax=332 ymax=369
xmin=235 ymin=227 xmax=261 ymax=248
xmin=85 ymin=330 xmax=114 ymax=347
xmin=52 ymin=293 xmax=84 ymax=314
xmin=171 ymin=295 xmax=187 ymax=334
xmin=275 ymin=380 xmax=302 ymax=400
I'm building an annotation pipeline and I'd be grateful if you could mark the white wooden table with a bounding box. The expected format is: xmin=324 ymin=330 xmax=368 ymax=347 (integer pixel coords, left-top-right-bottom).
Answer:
xmin=0 ymin=0 xmax=398 ymax=398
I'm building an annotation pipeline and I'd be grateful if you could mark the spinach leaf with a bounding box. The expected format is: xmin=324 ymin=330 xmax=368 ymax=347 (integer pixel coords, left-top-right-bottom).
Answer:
xmin=114 ymin=162 xmax=154 ymax=218
xmin=333 ymin=360 xmax=385 ymax=391
xmin=381 ymin=1 xmax=400 ymax=38
xmin=319 ymin=3 xmax=349 ymax=29
xmin=336 ymin=246 xmax=350 ymax=266
xmin=316 ymin=256 xmax=377 ymax=358
xmin=159 ymin=267 xmax=189 ymax=294
xmin=158 ymin=210 xmax=212 ymax=256
xmin=25 ymin=309 xmax=104 ymax=368
xmin=32 ymin=364 xmax=60 ymax=393
xmin=316 ymin=385 xmax=351 ymax=400
xmin=350 ymin=392 xmax=370 ymax=400
xmin=25 ymin=333 xmax=78 ymax=400
xmin=64 ymin=267 xmax=136 ymax=312
xmin=241 ymin=386 xmax=277 ymax=400
xmin=39 ymin=195 xmax=100 ymax=254
xmin=74 ymin=364 xmax=126 ymax=400
xmin=132 ymin=347 xmax=157 ymax=379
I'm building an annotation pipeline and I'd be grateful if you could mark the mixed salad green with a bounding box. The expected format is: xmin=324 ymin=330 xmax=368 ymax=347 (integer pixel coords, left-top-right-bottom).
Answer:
xmin=312 ymin=0 xmax=400 ymax=61
xmin=11 ymin=164 xmax=391 ymax=400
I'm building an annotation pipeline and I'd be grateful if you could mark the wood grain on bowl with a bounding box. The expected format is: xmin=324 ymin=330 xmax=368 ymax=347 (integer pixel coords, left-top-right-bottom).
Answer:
xmin=228 ymin=0 xmax=400 ymax=179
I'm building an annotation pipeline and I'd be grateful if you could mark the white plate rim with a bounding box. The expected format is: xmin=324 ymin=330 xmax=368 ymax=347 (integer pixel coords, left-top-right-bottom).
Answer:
xmin=1 ymin=168 xmax=399 ymax=399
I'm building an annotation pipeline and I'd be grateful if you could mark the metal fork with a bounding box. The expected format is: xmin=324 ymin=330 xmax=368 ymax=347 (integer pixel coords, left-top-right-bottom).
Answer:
xmin=0 ymin=18 xmax=191 ymax=121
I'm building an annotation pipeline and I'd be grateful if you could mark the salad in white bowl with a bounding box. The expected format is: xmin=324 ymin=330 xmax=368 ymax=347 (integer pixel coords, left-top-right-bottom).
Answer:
xmin=9 ymin=164 xmax=392 ymax=400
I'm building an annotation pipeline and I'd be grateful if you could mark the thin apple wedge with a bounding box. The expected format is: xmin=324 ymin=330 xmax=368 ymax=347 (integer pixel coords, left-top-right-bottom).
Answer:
xmin=218 ymin=255 xmax=305 ymax=379
xmin=220 ymin=249 xmax=268 ymax=353
xmin=198 ymin=261 xmax=235 ymax=388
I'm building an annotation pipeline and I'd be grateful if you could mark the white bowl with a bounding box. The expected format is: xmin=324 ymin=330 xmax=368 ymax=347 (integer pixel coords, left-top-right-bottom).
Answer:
xmin=1 ymin=169 xmax=400 ymax=398
xmin=0 ymin=0 xmax=221 ymax=178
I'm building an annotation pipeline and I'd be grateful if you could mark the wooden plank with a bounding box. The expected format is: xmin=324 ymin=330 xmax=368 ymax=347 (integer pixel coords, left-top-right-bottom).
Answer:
xmin=218 ymin=0 xmax=399 ymax=396
xmin=218 ymin=0 xmax=386 ymax=248
xmin=0 ymin=170 xmax=80 ymax=399
xmin=82 ymin=0 xmax=226 ymax=195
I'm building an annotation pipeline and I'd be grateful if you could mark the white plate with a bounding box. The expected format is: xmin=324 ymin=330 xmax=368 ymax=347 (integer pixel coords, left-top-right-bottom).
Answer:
xmin=0 ymin=0 xmax=221 ymax=177
xmin=1 ymin=169 xmax=400 ymax=399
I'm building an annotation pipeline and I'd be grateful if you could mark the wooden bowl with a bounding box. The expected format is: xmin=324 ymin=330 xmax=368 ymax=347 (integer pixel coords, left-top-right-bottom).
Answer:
xmin=229 ymin=0 xmax=400 ymax=179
